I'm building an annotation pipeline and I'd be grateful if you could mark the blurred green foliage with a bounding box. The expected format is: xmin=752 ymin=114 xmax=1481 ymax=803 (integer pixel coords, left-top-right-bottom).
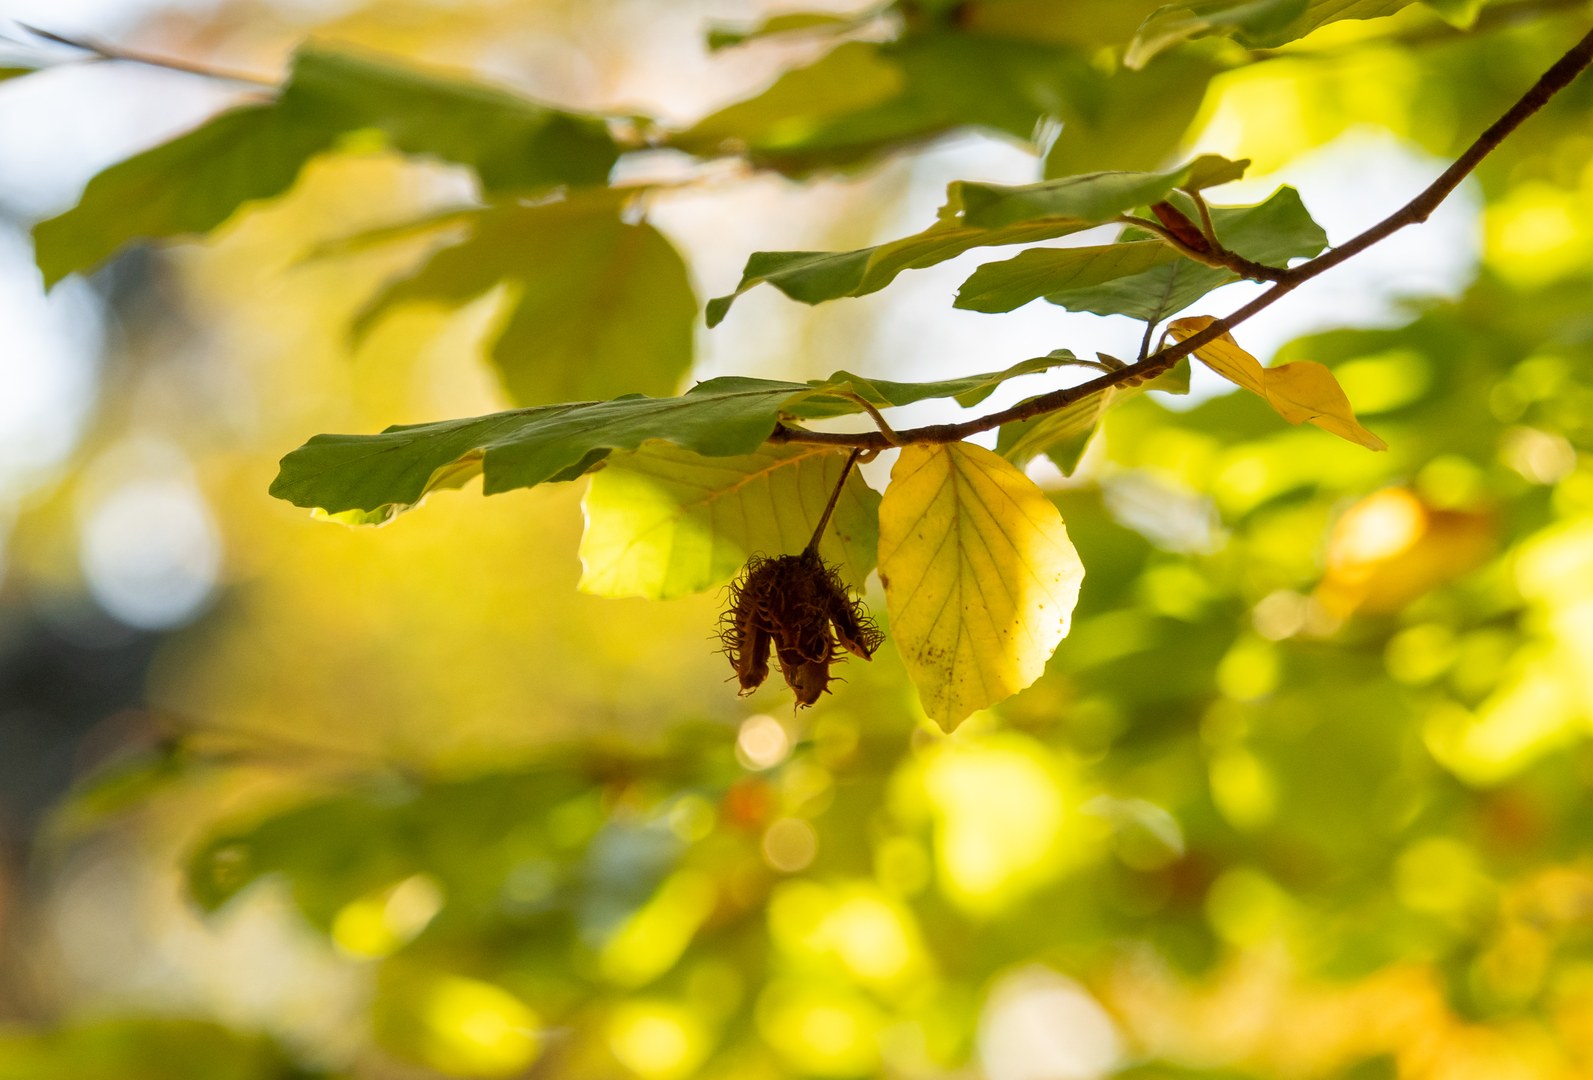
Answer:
xmin=7 ymin=1 xmax=1593 ymax=1079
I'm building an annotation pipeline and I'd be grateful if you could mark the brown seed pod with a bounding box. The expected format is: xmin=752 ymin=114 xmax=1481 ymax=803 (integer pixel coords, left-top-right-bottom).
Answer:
xmin=720 ymin=550 xmax=883 ymax=708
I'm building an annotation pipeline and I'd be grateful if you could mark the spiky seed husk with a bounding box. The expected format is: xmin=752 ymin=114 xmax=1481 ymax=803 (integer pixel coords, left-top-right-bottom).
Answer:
xmin=720 ymin=550 xmax=882 ymax=708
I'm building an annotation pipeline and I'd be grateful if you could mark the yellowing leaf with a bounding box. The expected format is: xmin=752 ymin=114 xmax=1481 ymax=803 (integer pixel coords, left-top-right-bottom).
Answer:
xmin=1167 ymin=317 xmax=1265 ymax=395
xmin=1263 ymin=361 xmax=1389 ymax=450
xmin=579 ymin=443 xmax=879 ymax=599
xmin=878 ymin=443 xmax=1084 ymax=731
xmin=1168 ymin=317 xmax=1387 ymax=451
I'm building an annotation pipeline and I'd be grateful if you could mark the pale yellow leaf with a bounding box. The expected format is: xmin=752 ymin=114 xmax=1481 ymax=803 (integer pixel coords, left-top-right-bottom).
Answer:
xmin=578 ymin=442 xmax=878 ymax=599
xmin=1168 ymin=316 xmax=1387 ymax=451
xmin=878 ymin=443 xmax=1085 ymax=731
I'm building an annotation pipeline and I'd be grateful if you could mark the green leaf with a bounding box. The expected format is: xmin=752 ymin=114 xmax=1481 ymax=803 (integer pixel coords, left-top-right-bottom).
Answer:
xmin=1045 ymin=53 xmax=1220 ymax=177
xmin=272 ymin=357 xmax=1082 ymax=521
xmin=707 ymin=155 xmax=1247 ymax=325
xmin=578 ymin=443 xmax=880 ymax=598
xmin=956 ymin=153 xmax=1247 ymax=229
xmin=958 ymin=0 xmax=1170 ymax=46
xmin=1127 ymin=0 xmax=1423 ymax=67
xmin=955 ymin=242 xmax=1179 ymax=314
xmin=960 ymin=185 xmax=1325 ymax=319
xmin=878 ymin=442 xmax=1085 ymax=730
xmin=802 ymin=352 xmax=1082 ymax=414
xmin=676 ymin=35 xmax=1097 ymax=175
xmin=996 ymin=360 xmax=1191 ymax=474
xmin=281 ymin=45 xmax=618 ymax=194
xmin=706 ymin=11 xmax=866 ymax=50
xmin=33 ymin=104 xmax=334 ymax=288
xmin=0 ymin=65 xmax=42 ymax=84
xmin=270 ymin=377 xmax=810 ymax=520
xmin=674 ymin=41 xmax=906 ymax=158
xmin=883 ymin=34 xmax=1100 ymax=143
xmin=355 ymin=198 xmax=697 ymax=405
xmin=33 ymin=45 xmax=619 ymax=287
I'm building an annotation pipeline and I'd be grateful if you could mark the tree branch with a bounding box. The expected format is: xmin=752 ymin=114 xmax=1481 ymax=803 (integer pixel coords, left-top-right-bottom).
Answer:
xmin=16 ymin=24 xmax=278 ymax=87
xmin=1116 ymin=213 xmax=1291 ymax=283
xmin=771 ymin=24 xmax=1593 ymax=452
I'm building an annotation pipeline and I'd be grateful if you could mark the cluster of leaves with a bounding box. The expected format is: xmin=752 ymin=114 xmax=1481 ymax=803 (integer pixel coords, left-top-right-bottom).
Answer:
xmin=20 ymin=0 xmax=1415 ymax=727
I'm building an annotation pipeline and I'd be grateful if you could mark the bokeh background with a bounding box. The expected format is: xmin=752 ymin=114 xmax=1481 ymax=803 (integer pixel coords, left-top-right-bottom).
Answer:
xmin=3 ymin=1 xmax=1593 ymax=1077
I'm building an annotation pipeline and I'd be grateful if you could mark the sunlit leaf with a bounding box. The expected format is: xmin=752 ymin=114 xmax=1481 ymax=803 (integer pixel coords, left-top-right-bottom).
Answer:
xmin=578 ymin=443 xmax=880 ymax=599
xmin=355 ymin=198 xmax=696 ymax=405
xmin=1423 ymin=0 xmax=1485 ymax=27
xmin=1127 ymin=0 xmax=1424 ymax=67
xmin=708 ymin=155 xmax=1247 ymax=324
xmin=1262 ymin=361 xmax=1391 ymax=449
xmin=1169 ymin=316 xmax=1388 ymax=449
xmin=878 ymin=443 xmax=1085 ymax=730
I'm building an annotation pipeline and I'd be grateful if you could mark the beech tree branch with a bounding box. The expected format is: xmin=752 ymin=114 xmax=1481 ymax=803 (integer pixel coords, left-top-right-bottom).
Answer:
xmin=15 ymin=24 xmax=278 ymax=87
xmin=770 ymin=24 xmax=1593 ymax=452
xmin=1115 ymin=213 xmax=1291 ymax=282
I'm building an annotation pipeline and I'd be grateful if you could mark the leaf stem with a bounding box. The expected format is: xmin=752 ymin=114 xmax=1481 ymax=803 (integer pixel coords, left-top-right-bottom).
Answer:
xmin=805 ymin=449 xmax=862 ymax=556
xmin=1137 ymin=319 xmax=1159 ymax=364
xmin=1116 ymin=213 xmax=1289 ymax=282
xmin=1186 ymin=189 xmax=1218 ymax=248
xmin=837 ymin=391 xmax=905 ymax=446
xmin=770 ymin=24 xmax=1593 ymax=452
xmin=17 ymin=23 xmax=279 ymax=87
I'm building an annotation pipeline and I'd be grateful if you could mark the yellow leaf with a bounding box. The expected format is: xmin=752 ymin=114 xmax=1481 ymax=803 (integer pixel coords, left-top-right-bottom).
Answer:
xmin=578 ymin=442 xmax=879 ymax=599
xmin=878 ymin=443 xmax=1084 ymax=731
xmin=1262 ymin=360 xmax=1389 ymax=450
xmin=1167 ymin=316 xmax=1387 ymax=451
xmin=1167 ymin=317 xmax=1265 ymax=395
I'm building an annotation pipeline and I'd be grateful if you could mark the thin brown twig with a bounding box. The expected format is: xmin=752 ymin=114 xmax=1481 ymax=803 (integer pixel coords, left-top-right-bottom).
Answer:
xmin=1137 ymin=320 xmax=1160 ymax=364
xmin=18 ymin=23 xmax=278 ymax=87
xmin=1117 ymin=213 xmax=1291 ymax=282
xmin=770 ymin=24 xmax=1593 ymax=452
xmin=1186 ymin=189 xmax=1218 ymax=247
xmin=805 ymin=449 xmax=863 ymax=555
xmin=834 ymin=391 xmax=905 ymax=446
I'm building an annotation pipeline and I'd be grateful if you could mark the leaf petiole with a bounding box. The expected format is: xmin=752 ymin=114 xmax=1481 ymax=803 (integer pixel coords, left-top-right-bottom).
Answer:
xmin=805 ymin=448 xmax=863 ymax=556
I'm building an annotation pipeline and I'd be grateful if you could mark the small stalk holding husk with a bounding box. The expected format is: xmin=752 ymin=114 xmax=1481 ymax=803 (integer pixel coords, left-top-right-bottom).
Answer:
xmin=720 ymin=448 xmax=883 ymax=707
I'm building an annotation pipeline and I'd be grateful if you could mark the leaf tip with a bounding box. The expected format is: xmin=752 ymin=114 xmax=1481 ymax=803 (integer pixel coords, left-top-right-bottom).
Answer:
xmin=705 ymin=294 xmax=733 ymax=327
